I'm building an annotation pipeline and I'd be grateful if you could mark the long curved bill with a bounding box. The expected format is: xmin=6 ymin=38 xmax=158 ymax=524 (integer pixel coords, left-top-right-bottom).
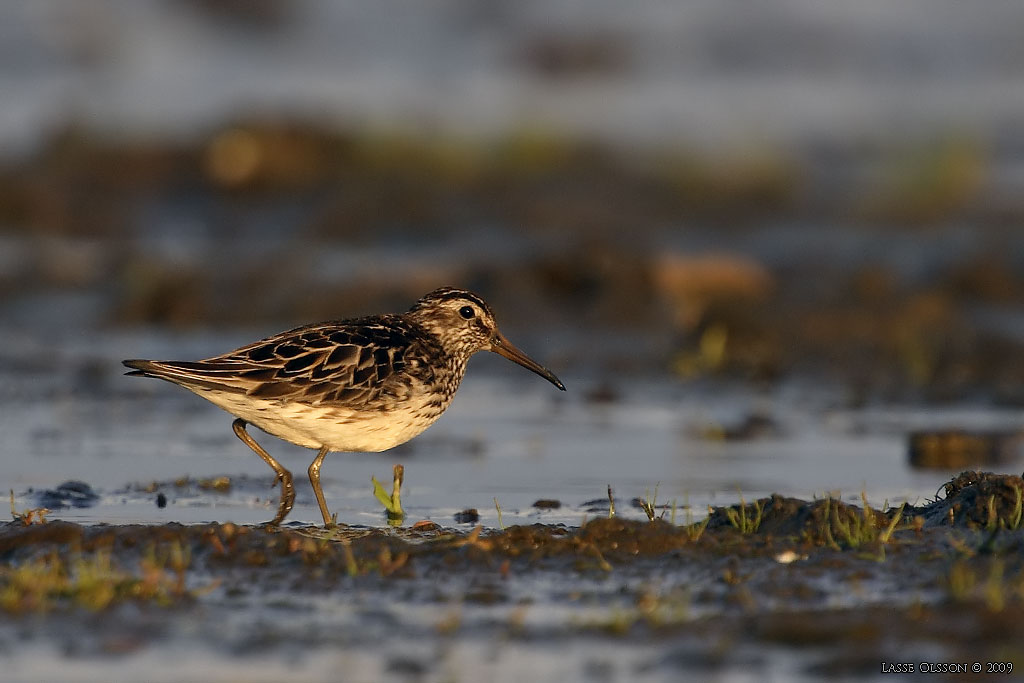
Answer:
xmin=490 ymin=332 xmax=566 ymax=391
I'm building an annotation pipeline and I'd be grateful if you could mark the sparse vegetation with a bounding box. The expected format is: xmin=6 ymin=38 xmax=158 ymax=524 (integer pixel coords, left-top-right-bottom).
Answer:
xmin=0 ymin=543 xmax=192 ymax=613
xmin=639 ymin=484 xmax=660 ymax=522
xmin=677 ymin=495 xmax=711 ymax=541
xmin=685 ymin=506 xmax=712 ymax=542
xmin=725 ymin=492 xmax=763 ymax=534
xmin=815 ymin=493 xmax=907 ymax=556
xmin=984 ymin=486 xmax=1023 ymax=532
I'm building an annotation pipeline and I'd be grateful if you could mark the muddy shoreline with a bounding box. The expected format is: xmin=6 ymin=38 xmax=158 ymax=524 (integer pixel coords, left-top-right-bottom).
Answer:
xmin=3 ymin=471 xmax=1022 ymax=681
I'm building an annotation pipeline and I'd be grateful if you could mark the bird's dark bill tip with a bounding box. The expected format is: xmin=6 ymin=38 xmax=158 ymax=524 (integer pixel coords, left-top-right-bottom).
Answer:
xmin=537 ymin=367 xmax=566 ymax=391
xmin=491 ymin=335 xmax=566 ymax=391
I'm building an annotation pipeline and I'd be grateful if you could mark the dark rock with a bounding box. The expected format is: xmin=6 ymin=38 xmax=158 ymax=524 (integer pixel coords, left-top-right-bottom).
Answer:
xmin=454 ymin=509 xmax=480 ymax=524
xmin=35 ymin=481 xmax=100 ymax=509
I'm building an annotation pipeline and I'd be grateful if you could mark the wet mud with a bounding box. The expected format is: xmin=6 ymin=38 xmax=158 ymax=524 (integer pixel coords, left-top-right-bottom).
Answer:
xmin=3 ymin=472 xmax=1023 ymax=681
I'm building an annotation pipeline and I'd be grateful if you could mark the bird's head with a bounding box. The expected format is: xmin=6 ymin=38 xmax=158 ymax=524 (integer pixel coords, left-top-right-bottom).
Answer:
xmin=407 ymin=287 xmax=565 ymax=391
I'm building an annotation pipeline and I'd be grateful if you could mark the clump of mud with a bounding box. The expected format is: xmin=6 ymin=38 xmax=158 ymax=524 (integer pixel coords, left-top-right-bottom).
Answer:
xmin=910 ymin=470 xmax=1024 ymax=529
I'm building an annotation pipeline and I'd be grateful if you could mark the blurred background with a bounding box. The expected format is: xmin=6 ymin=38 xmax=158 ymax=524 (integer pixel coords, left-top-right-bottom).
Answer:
xmin=2 ymin=0 xmax=1024 ymax=525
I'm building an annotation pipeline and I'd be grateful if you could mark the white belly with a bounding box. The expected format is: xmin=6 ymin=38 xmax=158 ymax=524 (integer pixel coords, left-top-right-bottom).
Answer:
xmin=193 ymin=388 xmax=445 ymax=452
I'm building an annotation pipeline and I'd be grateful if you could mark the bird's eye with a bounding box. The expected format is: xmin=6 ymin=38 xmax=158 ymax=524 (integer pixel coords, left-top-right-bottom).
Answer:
xmin=459 ymin=305 xmax=475 ymax=319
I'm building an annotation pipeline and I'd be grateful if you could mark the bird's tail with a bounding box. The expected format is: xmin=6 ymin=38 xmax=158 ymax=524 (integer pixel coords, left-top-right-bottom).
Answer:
xmin=123 ymin=358 xmax=159 ymax=377
xmin=122 ymin=358 xmax=248 ymax=393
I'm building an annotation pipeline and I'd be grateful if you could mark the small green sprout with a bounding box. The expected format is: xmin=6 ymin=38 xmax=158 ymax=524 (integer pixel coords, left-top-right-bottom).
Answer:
xmin=493 ymin=497 xmax=505 ymax=531
xmin=986 ymin=486 xmax=1024 ymax=532
xmin=684 ymin=506 xmax=711 ymax=542
xmin=725 ymin=492 xmax=763 ymax=534
xmin=371 ymin=464 xmax=405 ymax=525
xmin=640 ymin=484 xmax=660 ymax=522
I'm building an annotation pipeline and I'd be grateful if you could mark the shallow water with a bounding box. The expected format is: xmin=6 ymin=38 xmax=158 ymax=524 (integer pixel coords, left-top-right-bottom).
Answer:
xmin=5 ymin=328 xmax=1020 ymax=530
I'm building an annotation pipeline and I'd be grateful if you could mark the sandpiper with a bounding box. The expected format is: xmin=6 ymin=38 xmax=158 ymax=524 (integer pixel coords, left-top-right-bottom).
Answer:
xmin=124 ymin=287 xmax=565 ymax=527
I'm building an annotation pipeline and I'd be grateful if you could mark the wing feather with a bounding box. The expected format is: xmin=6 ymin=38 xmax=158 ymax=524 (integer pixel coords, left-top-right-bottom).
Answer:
xmin=123 ymin=314 xmax=438 ymax=409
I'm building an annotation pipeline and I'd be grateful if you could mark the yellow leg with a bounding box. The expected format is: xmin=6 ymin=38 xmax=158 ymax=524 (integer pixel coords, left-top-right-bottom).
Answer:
xmin=232 ymin=419 xmax=295 ymax=527
xmin=307 ymin=446 xmax=333 ymax=527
